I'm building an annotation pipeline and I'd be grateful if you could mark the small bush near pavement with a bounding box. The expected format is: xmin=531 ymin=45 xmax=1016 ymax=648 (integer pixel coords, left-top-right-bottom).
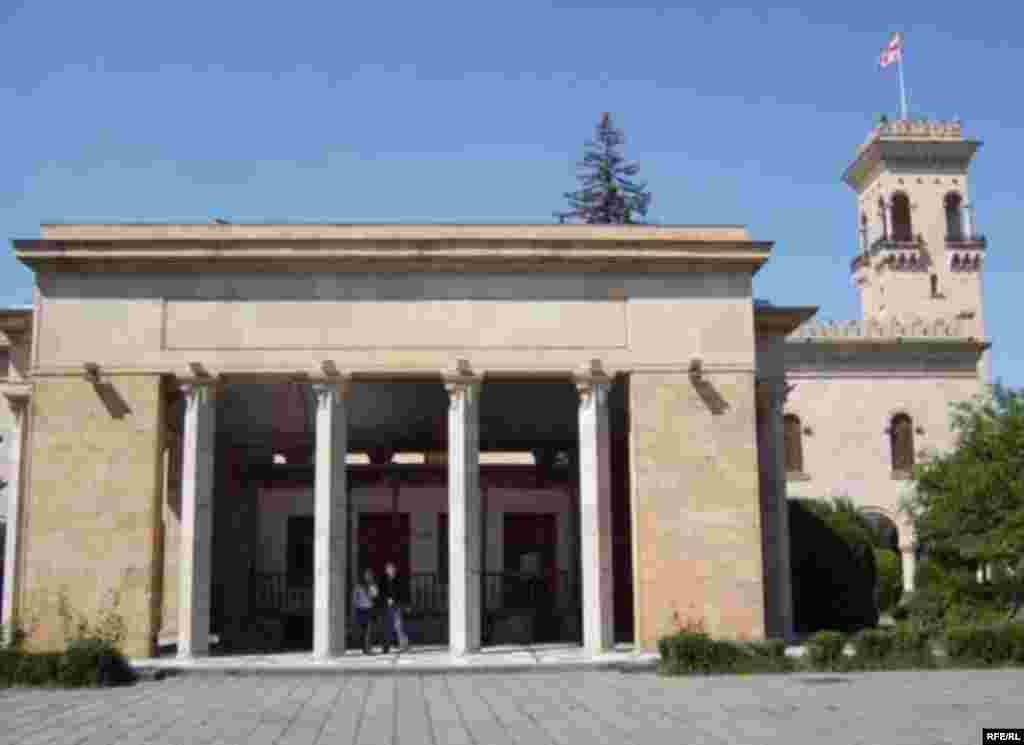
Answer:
xmin=658 ymin=632 xmax=792 ymax=675
xmin=852 ymin=629 xmax=894 ymax=667
xmin=890 ymin=626 xmax=936 ymax=668
xmin=806 ymin=631 xmax=847 ymax=671
xmin=59 ymin=639 xmax=137 ymax=687
xmin=943 ymin=624 xmax=1024 ymax=667
xmin=0 ymin=650 xmax=63 ymax=687
xmin=0 ymin=590 xmax=138 ymax=688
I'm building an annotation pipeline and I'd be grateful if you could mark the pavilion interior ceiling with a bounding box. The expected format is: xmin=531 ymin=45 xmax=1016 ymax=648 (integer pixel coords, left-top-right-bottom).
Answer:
xmin=216 ymin=379 xmax=627 ymax=455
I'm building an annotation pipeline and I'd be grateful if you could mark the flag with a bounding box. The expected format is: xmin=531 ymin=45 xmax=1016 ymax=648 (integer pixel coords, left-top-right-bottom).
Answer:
xmin=879 ymin=32 xmax=902 ymax=68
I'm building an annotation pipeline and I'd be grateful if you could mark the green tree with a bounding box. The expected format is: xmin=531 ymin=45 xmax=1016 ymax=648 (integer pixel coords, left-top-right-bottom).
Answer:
xmin=557 ymin=113 xmax=652 ymax=224
xmin=905 ymin=383 xmax=1024 ymax=620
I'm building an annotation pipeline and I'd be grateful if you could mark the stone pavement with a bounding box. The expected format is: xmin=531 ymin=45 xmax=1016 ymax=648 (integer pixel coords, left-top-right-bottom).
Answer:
xmin=1 ymin=668 xmax=1022 ymax=744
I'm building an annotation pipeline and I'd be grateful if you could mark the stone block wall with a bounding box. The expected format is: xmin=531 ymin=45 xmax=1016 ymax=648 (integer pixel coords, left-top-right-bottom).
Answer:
xmin=19 ymin=375 xmax=164 ymax=658
xmin=629 ymin=371 xmax=765 ymax=648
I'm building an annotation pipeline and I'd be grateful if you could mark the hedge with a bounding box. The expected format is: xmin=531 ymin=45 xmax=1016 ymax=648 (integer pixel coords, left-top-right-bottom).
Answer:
xmin=943 ymin=624 xmax=1024 ymax=667
xmin=657 ymin=632 xmax=792 ymax=675
xmin=0 ymin=643 xmax=137 ymax=688
xmin=806 ymin=631 xmax=847 ymax=671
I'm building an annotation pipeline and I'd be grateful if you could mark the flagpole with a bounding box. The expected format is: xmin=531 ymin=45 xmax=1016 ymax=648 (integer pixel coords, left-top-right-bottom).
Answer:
xmin=897 ymin=44 xmax=908 ymax=119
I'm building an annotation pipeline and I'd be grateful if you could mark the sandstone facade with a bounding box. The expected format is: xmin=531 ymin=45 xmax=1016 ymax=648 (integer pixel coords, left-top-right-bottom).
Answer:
xmin=0 ymin=118 xmax=990 ymax=656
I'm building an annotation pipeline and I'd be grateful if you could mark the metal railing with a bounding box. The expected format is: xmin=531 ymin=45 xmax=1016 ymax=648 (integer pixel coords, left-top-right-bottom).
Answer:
xmin=250 ymin=569 xmax=580 ymax=617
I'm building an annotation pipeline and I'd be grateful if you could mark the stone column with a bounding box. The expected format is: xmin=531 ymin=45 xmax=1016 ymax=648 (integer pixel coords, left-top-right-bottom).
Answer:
xmin=900 ymin=543 xmax=917 ymax=593
xmin=178 ymin=381 xmax=218 ymax=659
xmin=1 ymin=392 xmax=29 ymax=633
xmin=755 ymin=378 xmax=794 ymax=641
xmin=445 ymin=364 xmax=481 ymax=655
xmin=575 ymin=367 xmax=615 ymax=653
xmin=313 ymin=380 xmax=349 ymax=658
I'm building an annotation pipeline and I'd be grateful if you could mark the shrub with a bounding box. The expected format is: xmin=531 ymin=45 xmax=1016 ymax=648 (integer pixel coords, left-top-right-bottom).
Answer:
xmin=658 ymin=632 xmax=792 ymax=675
xmin=659 ymin=631 xmax=739 ymax=675
xmin=1005 ymin=624 xmax=1024 ymax=664
xmin=14 ymin=653 xmax=62 ymax=686
xmin=902 ymin=589 xmax=947 ymax=634
xmin=806 ymin=631 xmax=847 ymax=671
xmin=891 ymin=626 xmax=934 ymax=668
xmin=59 ymin=638 xmax=137 ymax=687
xmin=874 ymin=549 xmax=903 ymax=612
xmin=943 ymin=625 xmax=1024 ymax=667
xmin=0 ymin=649 xmax=20 ymax=685
xmin=741 ymin=639 xmax=794 ymax=673
xmin=853 ymin=629 xmax=894 ymax=666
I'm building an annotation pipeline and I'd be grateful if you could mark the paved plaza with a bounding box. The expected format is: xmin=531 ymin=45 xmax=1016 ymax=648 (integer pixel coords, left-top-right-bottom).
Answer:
xmin=1 ymin=668 xmax=1022 ymax=744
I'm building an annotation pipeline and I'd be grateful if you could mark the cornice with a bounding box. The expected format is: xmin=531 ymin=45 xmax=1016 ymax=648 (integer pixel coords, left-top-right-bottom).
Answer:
xmin=842 ymin=120 xmax=981 ymax=191
xmin=0 ymin=309 xmax=32 ymax=336
xmin=12 ymin=231 xmax=773 ymax=275
xmin=25 ymin=361 xmax=757 ymax=379
xmin=754 ymin=305 xmax=818 ymax=337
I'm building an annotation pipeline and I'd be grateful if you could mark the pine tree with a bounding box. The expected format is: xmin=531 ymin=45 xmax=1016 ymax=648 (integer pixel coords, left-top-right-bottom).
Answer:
xmin=557 ymin=113 xmax=652 ymax=224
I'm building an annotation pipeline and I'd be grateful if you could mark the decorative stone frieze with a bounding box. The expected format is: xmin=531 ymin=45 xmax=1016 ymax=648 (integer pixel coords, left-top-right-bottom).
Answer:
xmin=948 ymin=250 xmax=984 ymax=272
xmin=790 ymin=315 xmax=970 ymax=341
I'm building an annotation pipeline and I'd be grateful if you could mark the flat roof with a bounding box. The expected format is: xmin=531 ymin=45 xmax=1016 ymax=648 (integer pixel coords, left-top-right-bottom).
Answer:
xmin=34 ymin=223 xmax=754 ymax=242
xmin=13 ymin=223 xmax=774 ymax=275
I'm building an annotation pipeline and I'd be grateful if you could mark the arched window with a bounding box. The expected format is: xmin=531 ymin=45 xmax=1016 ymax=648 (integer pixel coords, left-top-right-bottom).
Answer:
xmin=944 ymin=192 xmax=963 ymax=241
xmin=783 ymin=414 xmax=804 ymax=475
xmin=930 ymin=274 xmax=939 ymax=297
xmin=890 ymin=413 xmax=915 ymax=475
xmin=891 ymin=193 xmax=913 ymax=242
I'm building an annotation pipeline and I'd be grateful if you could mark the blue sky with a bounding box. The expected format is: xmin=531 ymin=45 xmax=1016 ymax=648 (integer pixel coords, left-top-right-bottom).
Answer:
xmin=2 ymin=1 xmax=1021 ymax=385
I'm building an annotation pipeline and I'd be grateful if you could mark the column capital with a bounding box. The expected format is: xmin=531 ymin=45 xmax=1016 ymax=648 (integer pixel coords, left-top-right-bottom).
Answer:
xmin=2 ymin=387 xmax=31 ymax=417
xmin=311 ymin=378 xmax=351 ymax=406
xmin=178 ymin=378 xmax=220 ymax=404
xmin=443 ymin=359 xmax=482 ymax=403
xmin=573 ymin=359 xmax=611 ymax=405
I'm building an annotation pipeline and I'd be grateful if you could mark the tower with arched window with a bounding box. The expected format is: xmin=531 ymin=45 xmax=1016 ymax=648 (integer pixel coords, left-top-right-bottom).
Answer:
xmin=845 ymin=119 xmax=986 ymax=345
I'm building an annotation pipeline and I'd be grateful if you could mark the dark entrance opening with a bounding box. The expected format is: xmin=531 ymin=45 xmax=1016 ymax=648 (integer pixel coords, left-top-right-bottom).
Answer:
xmin=358 ymin=512 xmax=411 ymax=583
xmin=502 ymin=513 xmax=560 ymax=641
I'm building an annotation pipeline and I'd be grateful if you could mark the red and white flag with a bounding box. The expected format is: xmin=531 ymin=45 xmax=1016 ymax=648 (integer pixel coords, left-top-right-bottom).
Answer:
xmin=879 ymin=32 xmax=902 ymax=68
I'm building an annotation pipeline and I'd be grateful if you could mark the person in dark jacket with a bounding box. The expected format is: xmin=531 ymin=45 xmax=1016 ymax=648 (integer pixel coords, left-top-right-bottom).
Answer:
xmin=380 ymin=561 xmax=410 ymax=652
xmin=352 ymin=568 xmax=378 ymax=654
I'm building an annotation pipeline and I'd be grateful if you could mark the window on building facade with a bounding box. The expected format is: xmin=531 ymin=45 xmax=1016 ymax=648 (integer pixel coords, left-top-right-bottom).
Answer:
xmin=891 ymin=193 xmax=913 ymax=241
xmin=890 ymin=413 xmax=915 ymax=477
xmin=944 ymin=192 xmax=963 ymax=241
xmin=783 ymin=414 xmax=805 ymax=476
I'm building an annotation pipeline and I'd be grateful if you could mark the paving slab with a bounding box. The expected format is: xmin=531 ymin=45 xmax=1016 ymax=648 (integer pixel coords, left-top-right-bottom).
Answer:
xmin=1 ymin=668 xmax=1022 ymax=744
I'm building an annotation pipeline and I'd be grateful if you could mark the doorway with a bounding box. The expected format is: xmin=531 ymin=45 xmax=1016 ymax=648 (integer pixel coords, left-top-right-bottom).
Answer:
xmin=357 ymin=512 xmax=411 ymax=580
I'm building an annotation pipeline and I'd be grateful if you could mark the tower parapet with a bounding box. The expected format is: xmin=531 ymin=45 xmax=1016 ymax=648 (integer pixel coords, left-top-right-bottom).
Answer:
xmin=854 ymin=118 xmax=964 ymax=159
xmin=841 ymin=117 xmax=985 ymax=349
xmin=790 ymin=315 xmax=976 ymax=341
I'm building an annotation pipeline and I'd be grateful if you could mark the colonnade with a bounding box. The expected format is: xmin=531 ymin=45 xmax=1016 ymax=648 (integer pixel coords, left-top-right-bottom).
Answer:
xmin=175 ymin=365 xmax=615 ymax=658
